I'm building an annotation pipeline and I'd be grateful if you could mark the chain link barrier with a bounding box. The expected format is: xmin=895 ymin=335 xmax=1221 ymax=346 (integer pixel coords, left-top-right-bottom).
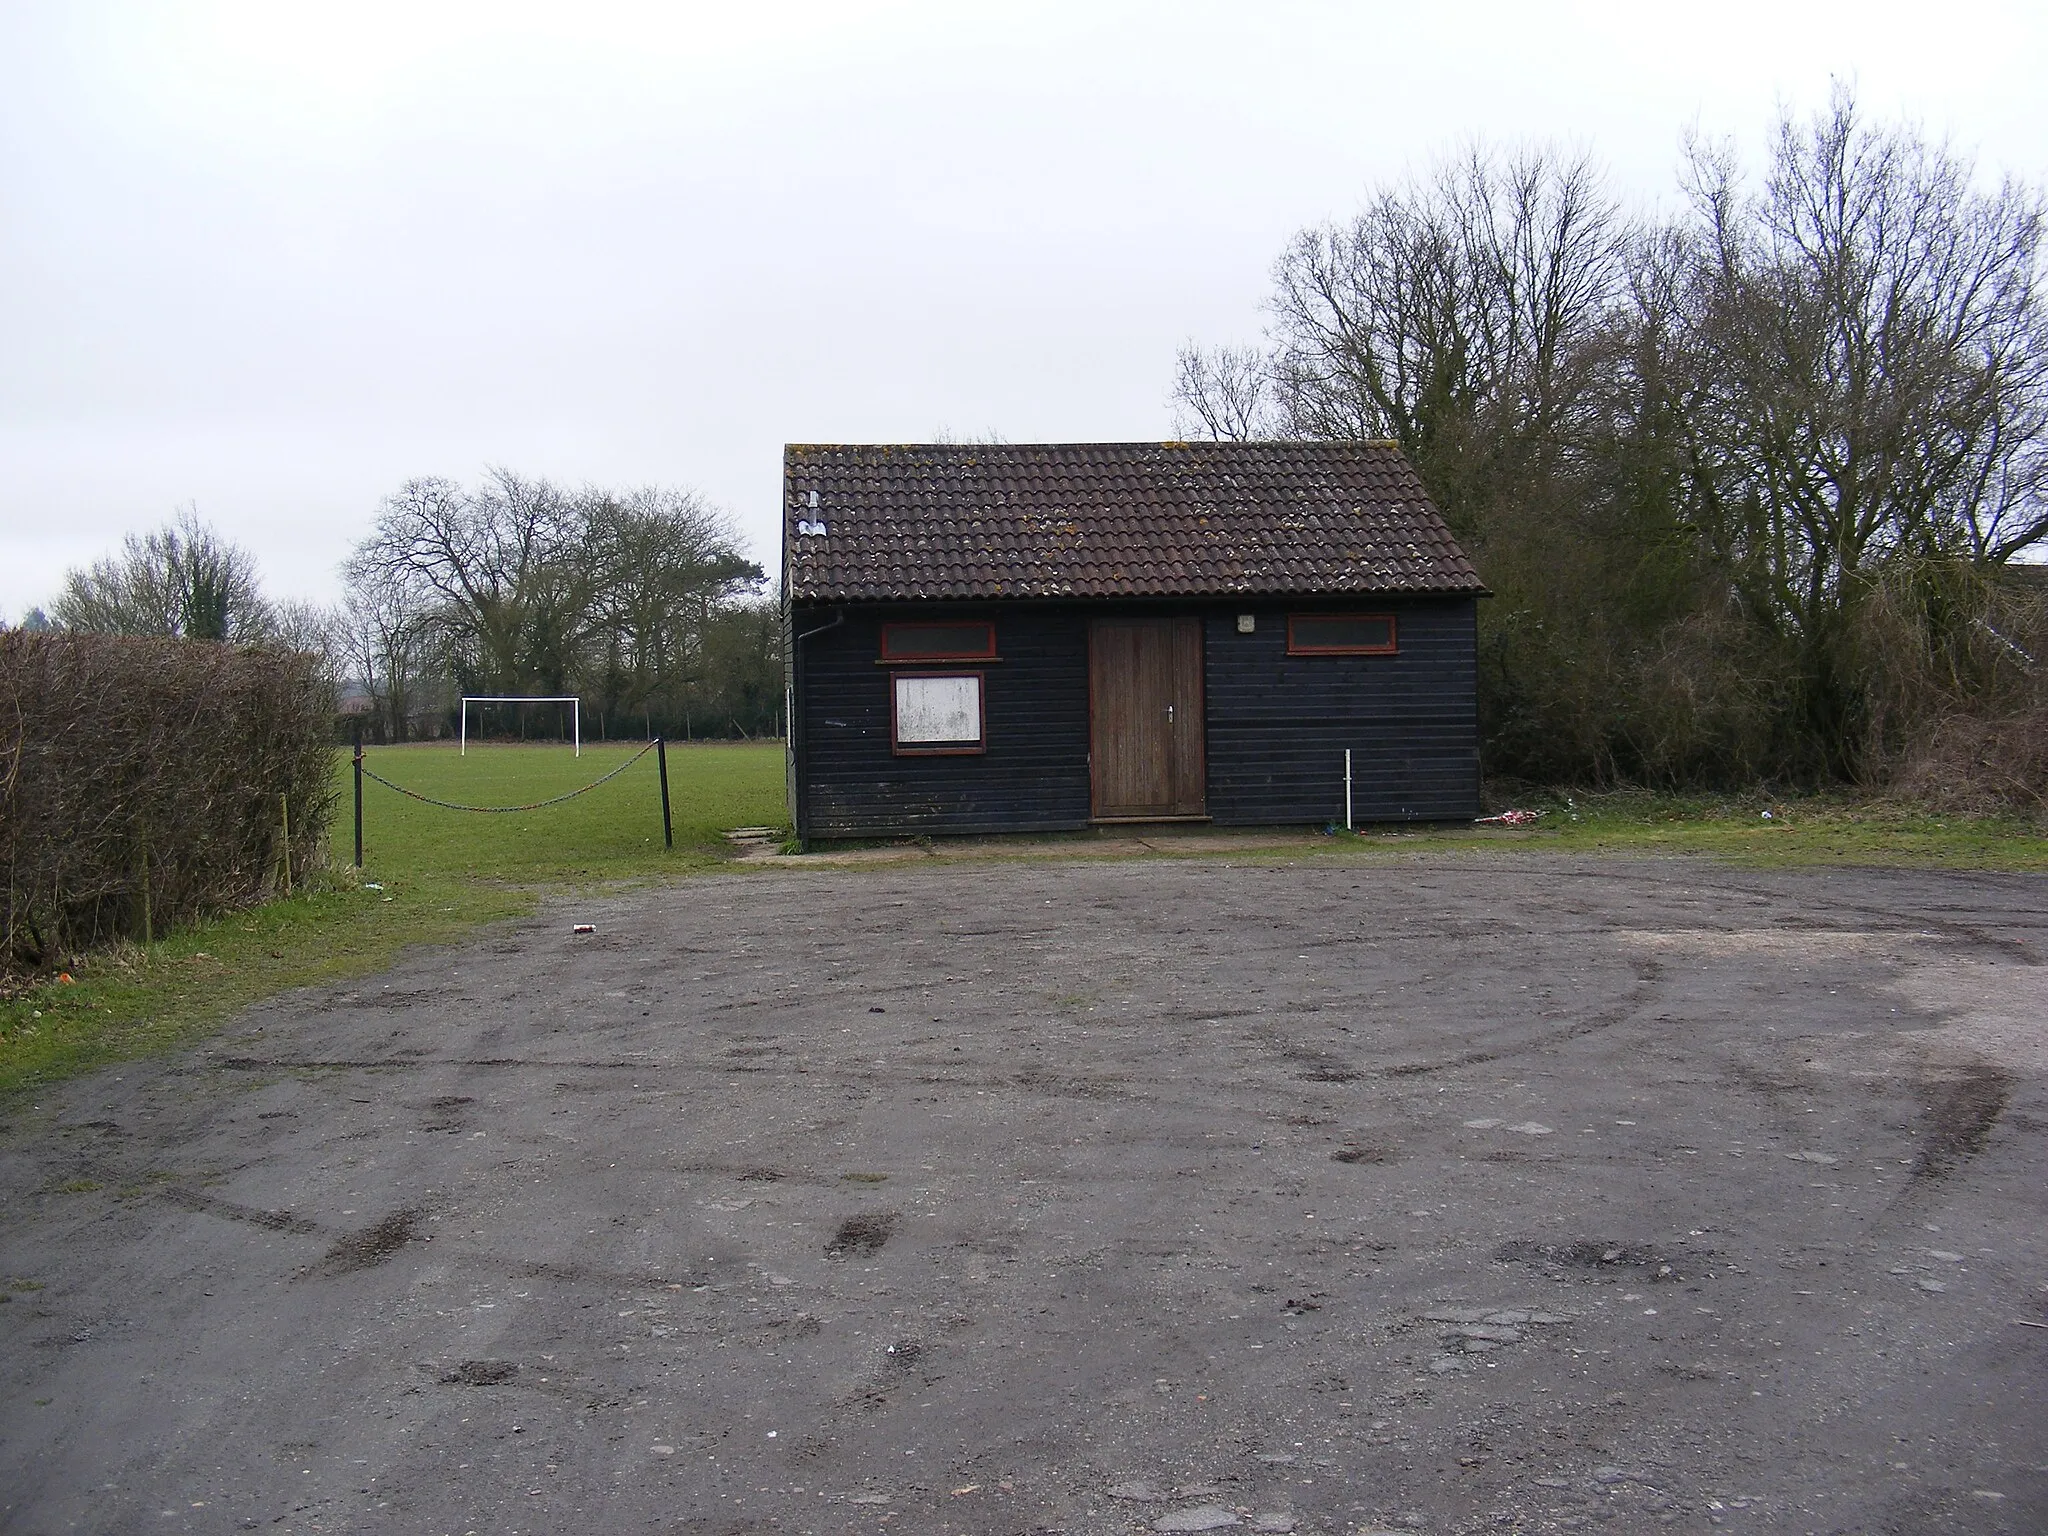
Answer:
xmin=359 ymin=740 xmax=658 ymax=813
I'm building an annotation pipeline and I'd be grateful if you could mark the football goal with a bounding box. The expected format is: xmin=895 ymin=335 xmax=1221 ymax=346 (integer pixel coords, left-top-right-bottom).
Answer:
xmin=459 ymin=695 xmax=581 ymax=756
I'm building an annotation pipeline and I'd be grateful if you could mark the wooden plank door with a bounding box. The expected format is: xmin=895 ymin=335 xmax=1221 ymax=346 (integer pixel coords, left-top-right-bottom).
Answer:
xmin=1089 ymin=617 xmax=1205 ymax=818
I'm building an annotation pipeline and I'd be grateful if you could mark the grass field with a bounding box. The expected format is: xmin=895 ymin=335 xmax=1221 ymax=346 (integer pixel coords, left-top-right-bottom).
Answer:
xmin=0 ymin=742 xmax=787 ymax=1098
xmin=352 ymin=739 xmax=784 ymax=883
xmin=4 ymin=744 xmax=2044 ymax=1100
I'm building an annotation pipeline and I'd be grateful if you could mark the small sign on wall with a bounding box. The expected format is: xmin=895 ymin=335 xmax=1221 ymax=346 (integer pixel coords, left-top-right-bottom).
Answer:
xmin=893 ymin=673 xmax=984 ymax=753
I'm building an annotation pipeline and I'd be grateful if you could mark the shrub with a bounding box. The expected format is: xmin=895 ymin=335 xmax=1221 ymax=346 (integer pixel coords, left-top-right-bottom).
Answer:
xmin=1858 ymin=566 xmax=2048 ymax=814
xmin=1 ymin=633 xmax=335 ymax=970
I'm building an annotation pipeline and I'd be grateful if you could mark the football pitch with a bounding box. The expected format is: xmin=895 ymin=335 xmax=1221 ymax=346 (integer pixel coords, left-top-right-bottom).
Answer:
xmin=346 ymin=738 xmax=788 ymax=883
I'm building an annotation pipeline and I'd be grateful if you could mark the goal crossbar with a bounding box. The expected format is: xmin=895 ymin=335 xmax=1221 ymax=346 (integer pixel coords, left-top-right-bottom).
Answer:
xmin=460 ymin=695 xmax=581 ymax=756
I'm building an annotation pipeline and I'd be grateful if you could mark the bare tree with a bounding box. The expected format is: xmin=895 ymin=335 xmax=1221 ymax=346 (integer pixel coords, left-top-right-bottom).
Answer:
xmin=1175 ymin=101 xmax=2048 ymax=789
xmin=1678 ymin=90 xmax=2048 ymax=584
xmin=344 ymin=470 xmax=765 ymax=740
xmin=1665 ymin=87 xmax=2048 ymax=763
xmin=1256 ymin=147 xmax=1629 ymax=535
xmin=1170 ymin=343 xmax=1277 ymax=440
xmin=269 ymin=598 xmax=344 ymax=692
xmin=53 ymin=507 xmax=273 ymax=643
xmin=336 ymin=556 xmax=435 ymax=742
xmin=695 ymin=596 xmax=785 ymax=737
xmin=582 ymin=487 xmax=763 ymax=733
xmin=354 ymin=470 xmax=590 ymax=693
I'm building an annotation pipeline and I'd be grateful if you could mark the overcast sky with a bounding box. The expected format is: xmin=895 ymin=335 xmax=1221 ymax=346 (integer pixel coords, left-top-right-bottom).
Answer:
xmin=3 ymin=0 xmax=2044 ymax=621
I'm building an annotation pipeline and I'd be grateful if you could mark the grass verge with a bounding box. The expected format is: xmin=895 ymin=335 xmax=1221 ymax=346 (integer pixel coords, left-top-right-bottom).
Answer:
xmin=0 ymin=741 xmax=787 ymax=1099
xmin=1476 ymin=787 xmax=2048 ymax=870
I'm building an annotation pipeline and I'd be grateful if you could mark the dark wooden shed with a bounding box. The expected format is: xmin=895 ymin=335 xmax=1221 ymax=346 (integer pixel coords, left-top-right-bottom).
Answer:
xmin=783 ymin=441 xmax=1486 ymax=840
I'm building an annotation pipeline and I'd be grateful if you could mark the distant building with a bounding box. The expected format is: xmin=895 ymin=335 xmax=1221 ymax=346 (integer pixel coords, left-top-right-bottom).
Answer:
xmin=783 ymin=441 xmax=1485 ymax=840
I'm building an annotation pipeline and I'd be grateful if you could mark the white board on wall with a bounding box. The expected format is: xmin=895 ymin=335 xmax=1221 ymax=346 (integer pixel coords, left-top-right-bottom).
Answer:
xmin=894 ymin=674 xmax=982 ymax=745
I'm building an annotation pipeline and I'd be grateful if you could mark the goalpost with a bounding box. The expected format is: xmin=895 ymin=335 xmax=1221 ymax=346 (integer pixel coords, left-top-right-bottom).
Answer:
xmin=460 ymin=695 xmax=581 ymax=757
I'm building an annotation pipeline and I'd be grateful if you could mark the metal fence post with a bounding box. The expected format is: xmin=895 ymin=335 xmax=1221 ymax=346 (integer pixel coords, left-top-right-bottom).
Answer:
xmin=657 ymin=736 xmax=673 ymax=851
xmin=352 ymin=722 xmax=365 ymax=868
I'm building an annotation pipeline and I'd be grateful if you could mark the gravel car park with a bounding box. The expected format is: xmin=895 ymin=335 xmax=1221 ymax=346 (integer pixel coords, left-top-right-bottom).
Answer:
xmin=2 ymin=852 xmax=2044 ymax=1535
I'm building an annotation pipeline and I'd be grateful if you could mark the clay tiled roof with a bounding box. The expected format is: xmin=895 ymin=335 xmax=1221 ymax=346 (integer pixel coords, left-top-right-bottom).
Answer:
xmin=784 ymin=441 xmax=1483 ymax=602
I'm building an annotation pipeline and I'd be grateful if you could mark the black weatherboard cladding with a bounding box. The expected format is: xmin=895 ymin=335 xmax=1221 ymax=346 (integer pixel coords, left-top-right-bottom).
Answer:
xmin=789 ymin=599 xmax=1479 ymax=837
xmin=793 ymin=605 xmax=1092 ymax=838
xmin=1205 ymin=600 xmax=1480 ymax=824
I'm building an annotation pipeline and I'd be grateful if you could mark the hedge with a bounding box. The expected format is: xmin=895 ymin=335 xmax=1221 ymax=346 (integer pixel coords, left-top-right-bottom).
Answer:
xmin=1 ymin=632 xmax=335 ymax=970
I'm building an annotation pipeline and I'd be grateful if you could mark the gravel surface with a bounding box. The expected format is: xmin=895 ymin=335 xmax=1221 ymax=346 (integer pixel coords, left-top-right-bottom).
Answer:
xmin=2 ymin=853 xmax=2045 ymax=1535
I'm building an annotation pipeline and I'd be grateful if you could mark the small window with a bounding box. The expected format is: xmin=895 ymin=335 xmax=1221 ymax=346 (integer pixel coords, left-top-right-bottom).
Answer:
xmin=892 ymin=673 xmax=985 ymax=755
xmin=1287 ymin=613 xmax=1397 ymax=655
xmin=880 ymin=621 xmax=997 ymax=661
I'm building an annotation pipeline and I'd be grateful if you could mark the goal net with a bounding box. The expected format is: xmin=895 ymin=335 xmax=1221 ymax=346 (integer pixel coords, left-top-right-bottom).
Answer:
xmin=459 ymin=695 xmax=582 ymax=756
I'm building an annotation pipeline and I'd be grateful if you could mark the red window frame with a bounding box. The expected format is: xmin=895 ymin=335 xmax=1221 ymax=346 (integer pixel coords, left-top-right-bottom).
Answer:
xmin=888 ymin=670 xmax=987 ymax=757
xmin=879 ymin=620 xmax=998 ymax=663
xmin=1286 ymin=612 xmax=1398 ymax=656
